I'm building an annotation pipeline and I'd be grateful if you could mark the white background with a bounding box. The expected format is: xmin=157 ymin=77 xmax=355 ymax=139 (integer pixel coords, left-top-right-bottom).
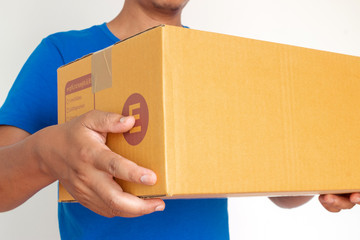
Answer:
xmin=1 ymin=0 xmax=360 ymax=239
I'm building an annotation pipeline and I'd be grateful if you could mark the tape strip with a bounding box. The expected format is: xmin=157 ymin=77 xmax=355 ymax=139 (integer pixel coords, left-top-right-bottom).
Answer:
xmin=91 ymin=47 xmax=112 ymax=93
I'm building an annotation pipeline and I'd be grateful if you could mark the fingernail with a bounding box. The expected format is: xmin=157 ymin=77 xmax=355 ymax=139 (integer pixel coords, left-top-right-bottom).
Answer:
xmin=353 ymin=197 xmax=360 ymax=203
xmin=326 ymin=197 xmax=334 ymax=204
xmin=155 ymin=205 xmax=165 ymax=212
xmin=120 ymin=116 xmax=128 ymax=123
xmin=140 ymin=174 xmax=155 ymax=185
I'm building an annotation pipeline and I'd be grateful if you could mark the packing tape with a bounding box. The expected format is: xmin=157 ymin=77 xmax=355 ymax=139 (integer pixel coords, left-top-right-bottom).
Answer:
xmin=91 ymin=47 xmax=112 ymax=93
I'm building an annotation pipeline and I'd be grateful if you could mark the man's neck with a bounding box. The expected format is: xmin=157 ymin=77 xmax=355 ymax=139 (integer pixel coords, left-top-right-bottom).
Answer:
xmin=107 ymin=1 xmax=183 ymax=41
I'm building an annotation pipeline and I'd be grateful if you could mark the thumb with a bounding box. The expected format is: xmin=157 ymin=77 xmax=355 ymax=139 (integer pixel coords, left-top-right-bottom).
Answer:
xmin=82 ymin=110 xmax=135 ymax=134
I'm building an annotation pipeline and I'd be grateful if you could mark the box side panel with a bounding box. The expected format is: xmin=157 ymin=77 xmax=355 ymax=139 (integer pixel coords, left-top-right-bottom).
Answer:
xmin=162 ymin=28 xmax=175 ymax=196
xmin=164 ymin=26 xmax=360 ymax=196
xmin=57 ymin=57 xmax=93 ymax=202
xmin=97 ymin=27 xmax=167 ymax=197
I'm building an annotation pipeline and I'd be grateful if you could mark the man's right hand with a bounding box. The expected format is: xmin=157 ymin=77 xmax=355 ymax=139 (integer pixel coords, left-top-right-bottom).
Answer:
xmin=22 ymin=110 xmax=164 ymax=217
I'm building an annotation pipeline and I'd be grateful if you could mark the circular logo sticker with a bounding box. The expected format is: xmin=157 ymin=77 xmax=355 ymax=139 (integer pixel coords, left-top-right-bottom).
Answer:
xmin=122 ymin=93 xmax=149 ymax=146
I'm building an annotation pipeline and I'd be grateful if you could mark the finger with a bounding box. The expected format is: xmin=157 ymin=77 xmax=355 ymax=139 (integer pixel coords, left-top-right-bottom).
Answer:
xmin=94 ymin=149 xmax=157 ymax=185
xmin=329 ymin=194 xmax=355 ymax=209
xmin=82 ymin=110 xmax=135 ymax=133
xmin=78 ymin=186 xmax=141 ymax=218
xmin=319 ymin=202 xmax=341 ymax=212
xmin=60 ymin=176 xmax=114 ymax=217
xmin=90 ymin=171 xmax=165 ymax=217
xmin=62 ymin=171 xmax=162 ymax=218
xmin=319 ymin=195 xmax=340 ymax=212
xmin=349 ymin=193 xmax=360 ymax=204
xmin=319 ymin=194 xmax=355 ymax=212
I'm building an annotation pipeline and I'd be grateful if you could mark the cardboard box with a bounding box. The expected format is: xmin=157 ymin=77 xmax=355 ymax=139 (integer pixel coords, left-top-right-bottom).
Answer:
xmin=58 ymin=25 xmax=360 ymax=202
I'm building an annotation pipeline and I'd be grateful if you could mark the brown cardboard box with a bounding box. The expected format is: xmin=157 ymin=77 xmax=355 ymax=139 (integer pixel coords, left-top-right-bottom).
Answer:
xmin=58 ymin=25 xmax=360 ymax=202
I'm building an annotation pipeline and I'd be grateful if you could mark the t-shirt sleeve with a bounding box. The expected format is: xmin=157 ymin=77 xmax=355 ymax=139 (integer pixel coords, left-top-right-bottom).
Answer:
xmin=0 ymin=37 xmax=64 ymax=134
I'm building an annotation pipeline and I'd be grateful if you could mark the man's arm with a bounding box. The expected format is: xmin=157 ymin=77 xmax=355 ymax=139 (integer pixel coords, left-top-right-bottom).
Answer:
xmin=0 ymin=126 xmax=54 ymax=211
xmin=0 ymin=110 xmax=165 ymax=217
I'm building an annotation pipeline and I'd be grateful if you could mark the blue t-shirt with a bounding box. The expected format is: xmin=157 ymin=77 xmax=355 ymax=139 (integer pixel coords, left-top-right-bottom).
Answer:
xmin=0 ymin=23 xmax=229 ymax=240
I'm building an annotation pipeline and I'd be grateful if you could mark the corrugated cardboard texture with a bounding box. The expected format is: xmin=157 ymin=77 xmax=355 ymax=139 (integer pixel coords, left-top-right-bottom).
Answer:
xmin=162 ymin=26 xmax=360 ymax=196
xmin=58 ymin=25 xmax=360 ymax=202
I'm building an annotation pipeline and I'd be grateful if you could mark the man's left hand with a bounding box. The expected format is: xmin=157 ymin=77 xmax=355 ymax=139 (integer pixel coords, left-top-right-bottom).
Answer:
xmin=319 ymin=193 xmax=360 ymax=212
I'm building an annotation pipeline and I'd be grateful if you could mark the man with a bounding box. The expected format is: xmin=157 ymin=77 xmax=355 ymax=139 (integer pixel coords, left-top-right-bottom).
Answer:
xmin=0 ymin=0 xmax=358 ymax=239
